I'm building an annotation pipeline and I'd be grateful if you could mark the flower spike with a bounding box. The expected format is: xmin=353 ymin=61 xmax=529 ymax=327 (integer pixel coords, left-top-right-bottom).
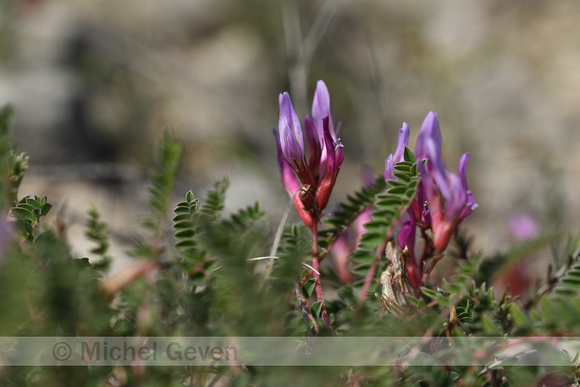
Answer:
xmin=273 ymin=81 xmax=344 ymax=227
xmin=415 ymin=112 xmax=477 ymax=252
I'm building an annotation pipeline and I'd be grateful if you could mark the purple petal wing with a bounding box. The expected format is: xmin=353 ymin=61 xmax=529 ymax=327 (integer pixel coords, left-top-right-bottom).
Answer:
xmin=393 ymin=123 xmax=410 ymax=162
xmin=415 ymin=111 xmax=442 ymax=161
xmin=278 ymin=92 xmax=305 ymax=166
xmin=314 ymin=117 xmax=342 ymax=211
xmin=273 ymin=129 xmax=300 ymax=196
xmin=385 ymin=155 xmax=395 ymax=181
xmin=311 ymin=80 xmax=335 ymax=139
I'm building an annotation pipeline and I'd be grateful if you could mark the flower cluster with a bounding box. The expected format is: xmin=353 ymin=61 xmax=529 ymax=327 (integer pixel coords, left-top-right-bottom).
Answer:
xmin=273 ymin=82 xmax=476 ymax=295
xmin=273 ymin=81 xmax=344 ymax=228
xmin=384 ymin=112 xmax=477 ymax=288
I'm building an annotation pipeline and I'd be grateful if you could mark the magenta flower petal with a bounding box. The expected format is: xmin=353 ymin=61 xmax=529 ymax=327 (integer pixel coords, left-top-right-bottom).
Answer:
xmin=311 ymin=80 xmax=335 ymax=138
xmin=396 ymin=214 xmax=421 ymax=289
xmin=304 ymin=115 xmax=322 ymax=177
xmin=415 ymin=111 xmax=442 ymax=162
xmin=315 ymin=116 xmax=343 ymax=211
xmin=278 ymin=92 xmax=306 ymax=169
xmin=458 ymin=153 xmax=470 ymax=190
xmin=273 ymin=129 xmax=300 ymax=196
xmin=458 ymin=153 xmax=478 ymax=220
xmin=397 ymin=216 xmax=416 ymax=258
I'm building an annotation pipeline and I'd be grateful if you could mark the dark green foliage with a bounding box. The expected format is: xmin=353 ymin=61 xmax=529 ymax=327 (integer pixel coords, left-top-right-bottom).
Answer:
xmin=170 ymin=180 xmax=265 ymax=289
xmin=33 ymin=230 xmax=114 ymax=335
xmin=555 ymin=243 xmax=580 ymax=295
xmin=135 ymin=131 xmax=184 ymax=261
xmin=558 ymin=261 xmax=580 ymax=293
xmin=277 ymin=223 xmax=311 ymax=260
xmin=85 ymin=205 xmax=111 ymax=268
xmin=3 ymin=108 xmax=580 ymax=385
xmin=172 ymin=190 xmax=199 ymax=258
xmin=200 ymin=177 xmax=229 ymax=221
xmin=11 ymin=195 xmax=52 ymax=241
xmin=222 ymin=201 xmax=264 ymax=231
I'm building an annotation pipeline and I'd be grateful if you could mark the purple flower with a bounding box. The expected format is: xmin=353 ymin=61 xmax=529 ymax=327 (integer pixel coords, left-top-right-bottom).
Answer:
xmin=274 ymin=80 xmax=344 ymax=227
xmin=415 ymin=111 xmax=442 ymax=163
xmin=416 ymin=112 xmax=477 ymax=252
xmin=384 ymin=123 xmax=410 ymax=182
xmin=509 ymin=213 xmax=539 ymax=241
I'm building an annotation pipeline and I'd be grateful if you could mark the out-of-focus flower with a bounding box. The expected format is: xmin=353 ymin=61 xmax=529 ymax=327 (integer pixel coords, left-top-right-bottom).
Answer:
xmin=274 ymin=81 xmax=344 ymax=227
xmin=333 ymin=210 xmax=371 ymax=284
xmin=332 ymin=167 xmax=374 ymax=284
xmin=496 ymin=213 xmax=539 ymax=300
xmin=416 ymin=112 xmax=477 ymax=252
xmin=0 ymin=219 xmax=10 ymax=269
xmin=509 ymin=213 xmax=539 ymax=241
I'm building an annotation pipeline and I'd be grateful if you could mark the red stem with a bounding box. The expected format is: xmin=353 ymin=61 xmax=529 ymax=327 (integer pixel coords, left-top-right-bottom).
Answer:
xmin=298 ymin=239 xmax=336 ymax=288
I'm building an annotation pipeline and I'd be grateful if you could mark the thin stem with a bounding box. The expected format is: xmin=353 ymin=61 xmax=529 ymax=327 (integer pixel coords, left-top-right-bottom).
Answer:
xmin=259 ymin=191 xmax=297 ymax=290
xmin=310 ymin=222 xmax=334 ymax=333
xmin=299 ymin=224 xmax=350 ymax=286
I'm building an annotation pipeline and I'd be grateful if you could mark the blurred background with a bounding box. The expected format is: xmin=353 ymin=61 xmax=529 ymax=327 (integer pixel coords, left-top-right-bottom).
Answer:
xmin=1 ymin=0 xmax=579 ymax=264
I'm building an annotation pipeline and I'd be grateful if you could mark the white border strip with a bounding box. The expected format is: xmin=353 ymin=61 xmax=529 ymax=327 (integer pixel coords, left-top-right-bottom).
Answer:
xmin=1 ymin=337 xmax=579 ymax=366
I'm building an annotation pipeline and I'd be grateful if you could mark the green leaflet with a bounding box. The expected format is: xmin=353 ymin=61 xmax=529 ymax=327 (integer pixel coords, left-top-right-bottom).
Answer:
xmin=85 ymin=205 xmax=111 ymax=268
xmin=11 ymin=195 xmax=52 ymax=241
xmin=200 ymin=177 xmax=229 ymax=221
xmin=348 ymin=147 xmax=421 ymax=290
xmin=147 ymin=132 xmax=183 ymax=218
xmin=556 ymin=255 xmax=580 ymax=295
xmin=173 ymin=190 xmax=200 ymax=258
